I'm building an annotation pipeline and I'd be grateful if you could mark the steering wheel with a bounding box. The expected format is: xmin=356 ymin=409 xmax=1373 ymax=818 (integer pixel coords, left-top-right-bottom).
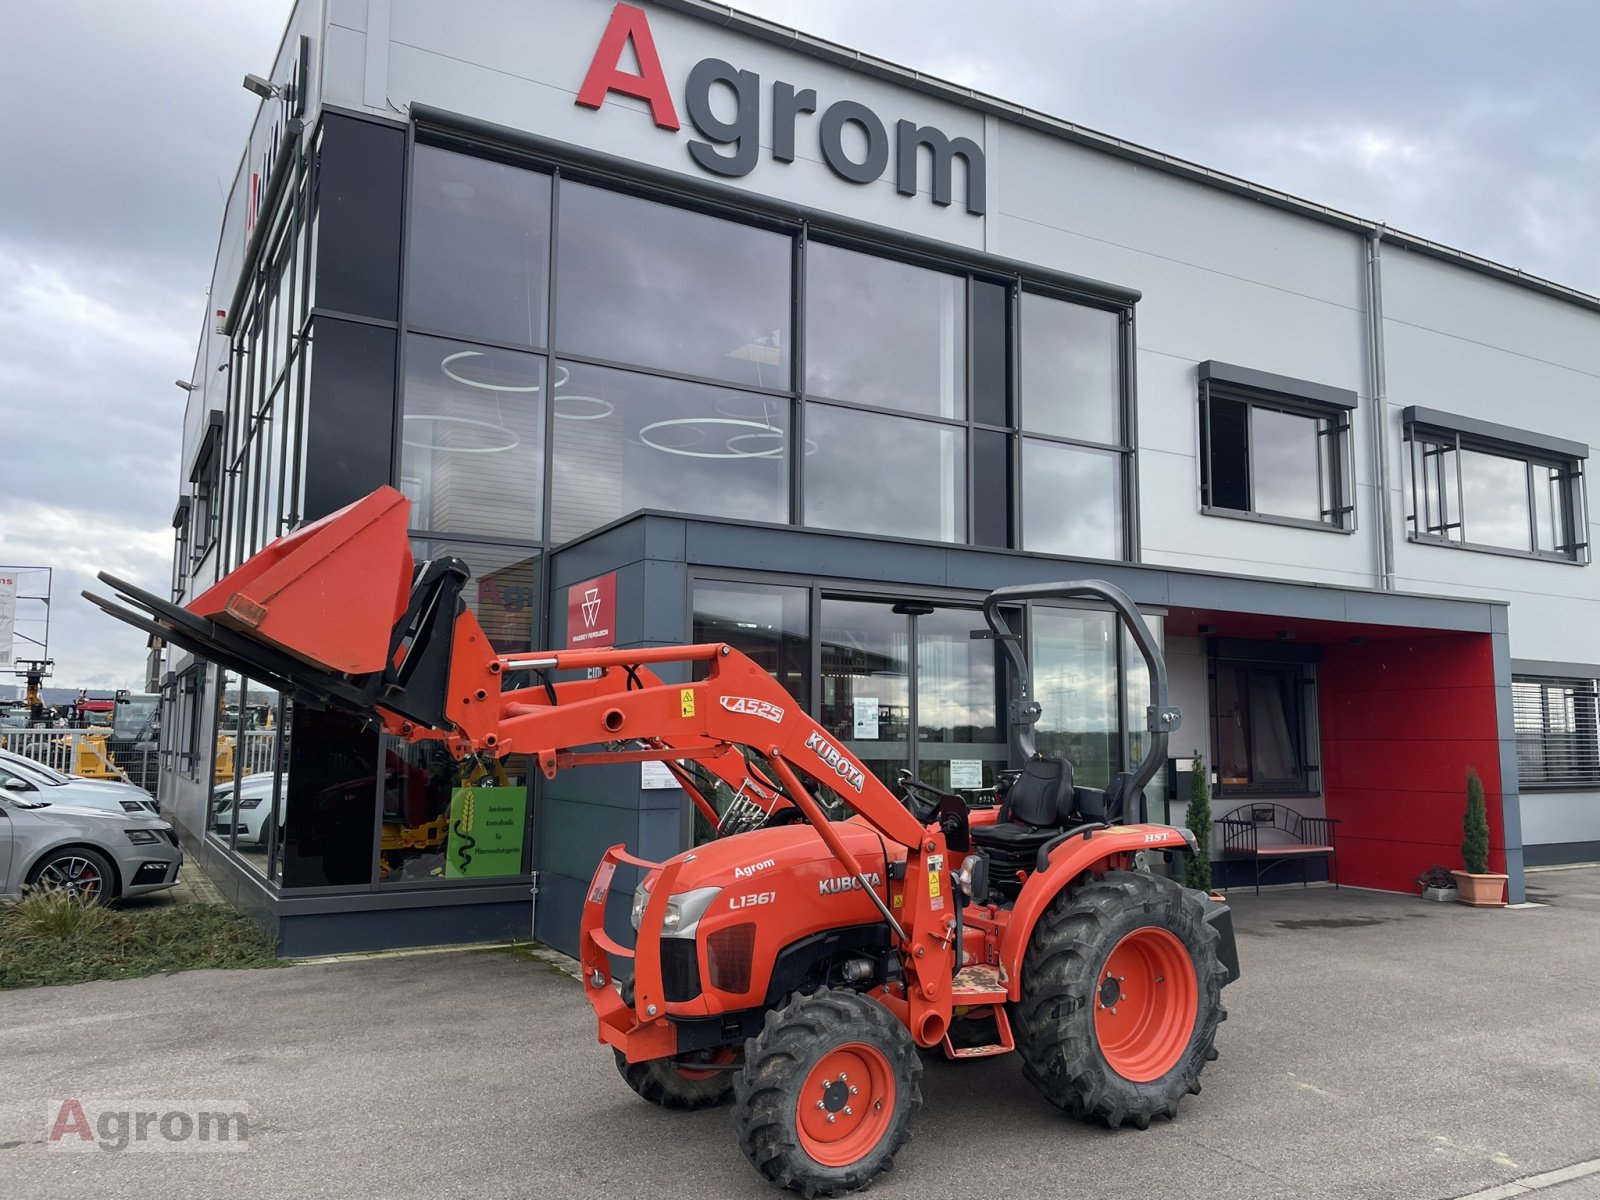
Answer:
xmin=895 ymin=770 xmax=949 ymax=822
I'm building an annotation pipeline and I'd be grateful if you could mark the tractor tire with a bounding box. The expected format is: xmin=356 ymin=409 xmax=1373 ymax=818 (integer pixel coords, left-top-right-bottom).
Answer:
xmin=733 ymin=989 xmax=921 ymax=1197
xmin=1013 ymin=870 xmax=1226 ymax=1130
xmin=614 ymin=1049 xmax=737 ymax=1109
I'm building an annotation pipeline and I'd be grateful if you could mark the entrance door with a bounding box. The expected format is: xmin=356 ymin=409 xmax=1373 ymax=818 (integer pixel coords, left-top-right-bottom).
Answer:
xmin=818 ymin=599 xmax=1009 ymax=798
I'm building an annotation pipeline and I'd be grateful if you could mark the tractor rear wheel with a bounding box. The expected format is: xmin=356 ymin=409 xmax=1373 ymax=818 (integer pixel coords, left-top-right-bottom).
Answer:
xmin=1013 ymin=870 xmax=1226 ymax=1129
xmin=733 ymin=989 xmax=921 ymax=1196
xmin=614 ymin=1048 xmax=737 ymax=1109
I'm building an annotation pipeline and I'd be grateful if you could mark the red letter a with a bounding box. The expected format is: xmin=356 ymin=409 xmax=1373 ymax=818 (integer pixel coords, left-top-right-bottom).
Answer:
xmin=575 ymin=3 xmax=680 ymax=131
xmin=50 ymin=1099 xmax=93 ymax=1143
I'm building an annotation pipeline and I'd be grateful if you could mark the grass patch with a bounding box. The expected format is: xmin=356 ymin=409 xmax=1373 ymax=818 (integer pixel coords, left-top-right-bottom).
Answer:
xmin=0 ymin=892 xmax=282 ymax=990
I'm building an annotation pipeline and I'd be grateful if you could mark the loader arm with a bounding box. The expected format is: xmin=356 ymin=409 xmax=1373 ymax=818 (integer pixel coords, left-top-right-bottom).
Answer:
xmin=86 ymin=487 xmax=959 ymax=1029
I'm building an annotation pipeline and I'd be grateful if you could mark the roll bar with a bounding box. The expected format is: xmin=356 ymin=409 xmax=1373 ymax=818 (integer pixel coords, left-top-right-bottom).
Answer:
xmin=982 ymin=580 xmax=1179 ymax=811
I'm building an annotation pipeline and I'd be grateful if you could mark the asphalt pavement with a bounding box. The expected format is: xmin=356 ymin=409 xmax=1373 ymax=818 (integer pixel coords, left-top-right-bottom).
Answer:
xmin=3 ymin=868 xmax=1599 ymax=1200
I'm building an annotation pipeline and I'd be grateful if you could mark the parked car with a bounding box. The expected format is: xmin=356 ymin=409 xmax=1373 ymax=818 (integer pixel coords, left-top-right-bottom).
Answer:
xmin=212 ymin=773 xmax=283 ymax=849
xmin=0 ymin=749 xmax=159 ymax=815
xmin=0 ymin=788 xmax=181 ymax=903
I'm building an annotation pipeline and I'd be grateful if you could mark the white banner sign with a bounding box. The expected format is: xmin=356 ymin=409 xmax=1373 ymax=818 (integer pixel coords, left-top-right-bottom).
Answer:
xmin=0 ymin=574 xmax=16 ymax=668
xmin=852 ymin=696 xmax=879 ymax=740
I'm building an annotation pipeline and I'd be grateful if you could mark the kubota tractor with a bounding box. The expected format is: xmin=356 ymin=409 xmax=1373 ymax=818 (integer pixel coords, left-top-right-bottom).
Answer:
xmin=87 ymin=486 xmax=1239 ymax=1196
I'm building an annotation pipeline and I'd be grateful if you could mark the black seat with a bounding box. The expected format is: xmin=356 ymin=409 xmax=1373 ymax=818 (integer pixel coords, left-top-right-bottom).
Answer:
xmin=971 ymin=756 xmax=1075 ymax=854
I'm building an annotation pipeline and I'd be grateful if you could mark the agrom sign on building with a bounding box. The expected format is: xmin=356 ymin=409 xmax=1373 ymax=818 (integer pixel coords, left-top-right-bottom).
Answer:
xmin=575 ymin=2 xmax=986 ymax=215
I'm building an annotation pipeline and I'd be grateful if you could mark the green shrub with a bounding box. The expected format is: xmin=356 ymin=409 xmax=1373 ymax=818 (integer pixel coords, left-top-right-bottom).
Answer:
xmin=1184 ymin=751 xmax=1213 ymax=892
xmin=1 ymin=887 xmax=113 ymax=942
xmin=1462 ymin=767 xmax=1490 ymax=875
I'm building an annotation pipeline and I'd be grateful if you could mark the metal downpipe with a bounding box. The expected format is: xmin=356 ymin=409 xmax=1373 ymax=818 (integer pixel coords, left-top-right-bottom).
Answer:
xmin=1366 ymin=227 xmax=1396 ymax=590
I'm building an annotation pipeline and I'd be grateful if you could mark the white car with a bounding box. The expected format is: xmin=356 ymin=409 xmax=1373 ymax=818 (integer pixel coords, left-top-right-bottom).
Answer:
xmin=212 ymin=773 xmax=283 ymax=848
xmin=0 ymin=750 xmax=160 ymax=815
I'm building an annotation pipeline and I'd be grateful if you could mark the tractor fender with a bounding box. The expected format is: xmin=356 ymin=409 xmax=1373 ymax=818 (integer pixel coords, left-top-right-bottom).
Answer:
xmin=997 ymin=825 xmax=1194 ymax=1001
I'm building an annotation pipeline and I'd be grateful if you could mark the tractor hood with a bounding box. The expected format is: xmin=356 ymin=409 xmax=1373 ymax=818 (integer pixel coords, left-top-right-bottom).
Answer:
xmin=631 ymin=818 xmax=900 ymax=1012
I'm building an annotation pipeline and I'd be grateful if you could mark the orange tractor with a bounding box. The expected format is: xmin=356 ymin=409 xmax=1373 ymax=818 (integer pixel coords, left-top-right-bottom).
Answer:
xmin=88 ymin=486 xmax=1238 ymax=1196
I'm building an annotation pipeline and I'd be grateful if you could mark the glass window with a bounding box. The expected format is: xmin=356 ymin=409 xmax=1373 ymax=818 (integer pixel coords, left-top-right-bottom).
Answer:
xmin=378 ymin=737 xmax=531 ymax=884
xmin=1514 ymin=676 xmax=1600 ymax=788
xmin=400 ymin=334 xmax=545 ymax=540
xmin=805 ymin=243 xmax=965 ymax=419
xmin=1203 ymin=389 xmax=1349 ymax=528
xmin=409 ymin=539 xmax=540 ymax=655
xmin=1021 ymin=440 xmax=1120 ymax=559
xmin=556 ymin=182 xmax=791 ymax=388
xmin=804 ymin=405 xmax=965 ymax=542
xmin=915 ymin=608 xmax=999 ymax=746
xmin=1214 ymin=661 xmax=1308 ymax=792
xmin=1020 ymin=295 xmax=1120 ymax=444
xmin=407 ymin=146 xmax=551 ymax=347
xmin=692 ymin=581 xmax=811 ymax=712
xmin=1030 ymin=607 xmax=1118 ymax=788
xmin=819 ymin=599 xmax=910 ymax=790
xmin=970 ymin=279 xmax=1010 ymax=427
xmin=1407 ymin=420 xmax=1587 ymax=560
xmin=1459 ymin=449 xmax=1533 ymax=552
xmin=548 ymin=362 xmax=790 ymax=543
xmin=1250 ymin=407 xmax=1324 ymax=522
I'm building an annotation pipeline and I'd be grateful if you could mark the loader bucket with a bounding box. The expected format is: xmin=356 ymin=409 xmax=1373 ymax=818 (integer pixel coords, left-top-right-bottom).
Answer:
xmin=187 ymin=486 xmax=414 ymax=676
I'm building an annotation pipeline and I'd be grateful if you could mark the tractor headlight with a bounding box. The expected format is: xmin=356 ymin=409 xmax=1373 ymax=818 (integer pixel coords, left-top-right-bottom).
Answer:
xmin=659 ymin=887 xmax=722 ymax=940
xmin=630 ymin=877 xmax=653 ymax=930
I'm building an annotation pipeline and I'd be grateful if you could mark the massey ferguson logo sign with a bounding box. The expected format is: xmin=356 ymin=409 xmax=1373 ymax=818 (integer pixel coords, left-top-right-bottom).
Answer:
xmin=565 ymin=572 xmax=616 ymax=649
xmin=803 ymin=731 xmax=866 ymax=794
xmin=576 ymin=3 xmax=986 ymax=216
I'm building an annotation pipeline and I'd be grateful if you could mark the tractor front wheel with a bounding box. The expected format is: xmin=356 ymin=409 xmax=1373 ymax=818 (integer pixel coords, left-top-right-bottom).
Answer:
xmin=733 ymin=989 xmax=921 ymax=1196
xmin=614 ymin=1048 xmax=737 ymax=1109
xmin=1014 ymin=870 xmax=1226 ymax=1129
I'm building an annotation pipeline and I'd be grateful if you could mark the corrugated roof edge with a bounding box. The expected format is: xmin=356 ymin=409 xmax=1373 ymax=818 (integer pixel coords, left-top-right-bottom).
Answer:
xmin=655 ymin=0 xmax=1600 ymax=317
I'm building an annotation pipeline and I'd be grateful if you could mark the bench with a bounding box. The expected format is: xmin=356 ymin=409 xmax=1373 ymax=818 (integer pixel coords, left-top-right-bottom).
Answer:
xmin=1217 ymin=804 xmax=1340 ymax=895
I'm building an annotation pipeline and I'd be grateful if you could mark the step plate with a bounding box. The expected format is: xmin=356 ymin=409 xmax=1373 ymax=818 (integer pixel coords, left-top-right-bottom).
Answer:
xmin=950 ymin=963 xmax=1008 ymax=1004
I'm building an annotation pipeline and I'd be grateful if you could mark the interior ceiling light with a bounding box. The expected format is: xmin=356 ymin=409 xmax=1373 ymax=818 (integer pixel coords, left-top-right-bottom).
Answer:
xmin=553 ymin=394 xmax=614 ymax=421
xmin=440 ymin=349 xmax=553 ymax=393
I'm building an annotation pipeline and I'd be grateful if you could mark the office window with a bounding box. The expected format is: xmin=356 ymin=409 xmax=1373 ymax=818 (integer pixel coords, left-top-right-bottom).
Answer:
xmin=557 ymin=182 xmax=791 ymax=388
xmin=407 ymin=146 xmax=552 ymax=348
xmin=804 ymin=404 xmax=964 ymax=542
xmin=1406 ymin=409 xmax=1588 ymax=561
xmin=1021 ymin=441 xmax=1121 ymax=559
xmin=1514 ymin=676 xmax=1600 ymax=789
xmin=1020 ymin=294 xmax=1120 ymax=445
xmin=1199 ymin=363 xmax=1353 ymax=529
xmin=1214 ymin=660 xmax=1312 ymax=793
xmin=805 ymin=243 xmax=964 ymax=418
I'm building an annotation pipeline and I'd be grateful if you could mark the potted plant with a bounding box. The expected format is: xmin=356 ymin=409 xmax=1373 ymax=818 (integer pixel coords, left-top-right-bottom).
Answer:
xmin=1451 ymin=767 xmax=1508 ymax=907
xmin=1184 ymin=751 xmax=1222 ymax=900
xmin=1415 ymin=865 xmax=1457 ymax=903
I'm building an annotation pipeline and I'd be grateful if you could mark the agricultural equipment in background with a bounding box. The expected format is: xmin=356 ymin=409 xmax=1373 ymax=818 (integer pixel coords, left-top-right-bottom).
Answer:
xmin=86 ymin=486 xmax=1239 ymax=1196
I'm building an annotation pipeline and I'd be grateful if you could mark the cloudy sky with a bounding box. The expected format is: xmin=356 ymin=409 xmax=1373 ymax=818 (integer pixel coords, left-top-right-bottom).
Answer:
xmin=2 ymin=0 xmax=1596 ymax=691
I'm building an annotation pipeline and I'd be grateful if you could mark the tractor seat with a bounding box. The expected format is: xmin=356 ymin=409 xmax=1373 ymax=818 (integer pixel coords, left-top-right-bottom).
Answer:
xmin=970 ymin=756 xmax=1076 ymax=853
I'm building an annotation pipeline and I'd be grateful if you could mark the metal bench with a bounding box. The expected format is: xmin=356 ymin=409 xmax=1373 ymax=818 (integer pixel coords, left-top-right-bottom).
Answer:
xmin=1217 ymin=803 xmax=1340 ymax=896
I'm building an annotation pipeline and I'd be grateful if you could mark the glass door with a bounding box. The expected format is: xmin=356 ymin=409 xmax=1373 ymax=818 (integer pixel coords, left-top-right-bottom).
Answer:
xmin=819 ymin=598 xmax=1009 ymax=800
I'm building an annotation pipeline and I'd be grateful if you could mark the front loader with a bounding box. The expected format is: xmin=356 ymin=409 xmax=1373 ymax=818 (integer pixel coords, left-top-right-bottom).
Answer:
xmin=88 ymin=485 xmax=1239 ymax=1196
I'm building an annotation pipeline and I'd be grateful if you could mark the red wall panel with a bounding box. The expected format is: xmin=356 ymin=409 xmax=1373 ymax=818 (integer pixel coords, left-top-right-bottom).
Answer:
xmin=1320 ymin=633 xmax=1505 ymax=893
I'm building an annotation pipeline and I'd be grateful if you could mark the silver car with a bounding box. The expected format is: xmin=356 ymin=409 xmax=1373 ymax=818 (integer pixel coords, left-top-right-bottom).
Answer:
xmin=0 ymin=749 xmax=160 ymax=815
xmin=0 ymin=787 xmax=182 ymax=903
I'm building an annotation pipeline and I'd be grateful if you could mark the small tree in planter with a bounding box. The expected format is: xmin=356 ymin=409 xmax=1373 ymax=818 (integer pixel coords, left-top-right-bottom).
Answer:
xmin=1184 ymin=751 xmax=1213 ymax=893
xmin=1452 ymin=766 xmax=1507 ymax=907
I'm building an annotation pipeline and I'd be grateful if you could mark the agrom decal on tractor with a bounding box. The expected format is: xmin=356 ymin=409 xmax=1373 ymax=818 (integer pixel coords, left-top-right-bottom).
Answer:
xmin=88 ymin=485 xmax=1239 ymax=1197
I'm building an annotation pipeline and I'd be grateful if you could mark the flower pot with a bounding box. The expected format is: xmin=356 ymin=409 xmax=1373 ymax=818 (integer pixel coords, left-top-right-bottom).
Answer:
xmin=1450 ymin=870 xmax=1508 ymax=907
xmin=1420 ymin=886 xmax=1456 ymax=903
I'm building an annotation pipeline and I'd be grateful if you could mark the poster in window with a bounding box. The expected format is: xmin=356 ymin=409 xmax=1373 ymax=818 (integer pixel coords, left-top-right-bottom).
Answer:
xmin=853 ymin=696 xmax=880 ymax=739
xmin=444 ymin=785 xmax=527 ymax=878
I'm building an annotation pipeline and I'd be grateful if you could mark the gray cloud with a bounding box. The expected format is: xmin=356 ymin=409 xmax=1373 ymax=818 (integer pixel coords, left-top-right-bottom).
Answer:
xmin=3 ymin=0 xmax=1596 ymax=689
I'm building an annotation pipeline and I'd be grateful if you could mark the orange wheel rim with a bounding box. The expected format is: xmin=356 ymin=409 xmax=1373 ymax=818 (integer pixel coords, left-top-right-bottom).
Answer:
xmin=1093 ymin=926 xmax=1198 ymax=1082
xmin=675 ymin=1046 xmax=737 ymax=1082
xmin=795 ymin=1043 xmax=896 ymax=1168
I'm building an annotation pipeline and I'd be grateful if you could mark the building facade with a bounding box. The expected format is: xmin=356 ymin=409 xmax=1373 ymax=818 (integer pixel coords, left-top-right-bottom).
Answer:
xmin=161 ymin=0 xmax=1599 ymax=955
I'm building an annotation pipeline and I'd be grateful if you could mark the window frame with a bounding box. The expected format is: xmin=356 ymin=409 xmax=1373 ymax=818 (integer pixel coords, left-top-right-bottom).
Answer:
xmin=1209 ymin=655 xmax=1318 ymax=797
xmin=1198 ymin=361 xmax=1356 ymax=533
xmin=1404 ymin=407 xmax=1590 ymax=564
xmin=1513 ymin=674 xmax=1600 ymax=791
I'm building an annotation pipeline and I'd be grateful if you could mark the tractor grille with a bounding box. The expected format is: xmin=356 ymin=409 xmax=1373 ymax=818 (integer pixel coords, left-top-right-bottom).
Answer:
xmin=706 ymin=922 xmax=757 ymax=994
xmin=660 ymin=939 xmax=702 ymax=1003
